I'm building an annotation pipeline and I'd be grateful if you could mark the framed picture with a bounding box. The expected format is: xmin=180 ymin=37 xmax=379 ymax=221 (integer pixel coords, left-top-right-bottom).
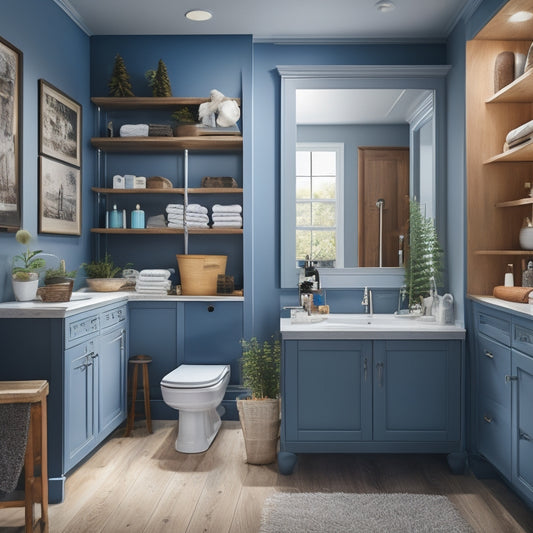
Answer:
xmin=0 ymin=36 xmax=22 ymax=231
xmin=39 ymin=156 xmax=81 ymax=235
xmin=39 ymin=79 xmax=81 ymax=168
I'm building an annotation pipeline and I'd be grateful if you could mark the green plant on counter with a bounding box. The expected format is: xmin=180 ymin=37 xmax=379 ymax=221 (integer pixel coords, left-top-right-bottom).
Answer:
xmin=12 ymin=229 xmax=46 ymax=280
xmin=81 ymin=253 xmax=127 ymax=279
xmin=404 ymin=198 xmax=443 ymax=310
xmin=240 ymin=336 xmax=281 ymax=400
xmin=44 ymin=259 xmax=77 ymax=284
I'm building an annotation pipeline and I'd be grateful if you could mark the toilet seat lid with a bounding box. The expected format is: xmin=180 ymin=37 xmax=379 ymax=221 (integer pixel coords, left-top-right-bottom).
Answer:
xmin=161 ymin=364 xmax=230 ymax=388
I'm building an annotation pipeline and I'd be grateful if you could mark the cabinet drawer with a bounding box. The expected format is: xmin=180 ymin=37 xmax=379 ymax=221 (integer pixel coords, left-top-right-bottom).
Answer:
xmin=512 ymin=319 xmax=533 ymax=356
xmin=476 ymin=310 xmax=511 ymax=346
xmin=477 ymin=334 xmax=511 ymax=408
xmin=100 ymin=305 xmax=127 ymax=331
xmin=66 ymin=313 xmax=99 ymax=347
xmin=478 ymin=395 xmax=511 ymax=480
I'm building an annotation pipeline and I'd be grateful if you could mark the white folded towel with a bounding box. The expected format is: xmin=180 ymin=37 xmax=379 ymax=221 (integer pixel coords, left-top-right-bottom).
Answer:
xmin=186 ymin=221 xmax=209 ymax=228
xmin=186 ymin=204 xmax=208 ymax=214
xmin=166 ymin=204 xmax=184 ymax=213
xmin=167 ymin=213 xmax=184 ymax=223
xmin=136 ymin=278 xmax=171 ymax=286
xmin=135 ymin=287 xmax=169 ymax=294
xmin=212 ymin=220 xmax=242 ymax=228
xmin=136 ymin=280 xmax=171 ymax=290
xmin=168 ymin=221 xmax=184 ymax=228
xmin=212 ymin=204 xmax=242 ymax=213
xmin=186 ymin=213 xmax=209 ymax=223
xmin=138 ymin=269 xmax=171 ymax=279
xmin=506 ymin=119 xmax=533 ymax=145
xmin=212 ymin=215 xmax=242 ymax=223
xmin=120 ymin=124 xmax=149 ymax=137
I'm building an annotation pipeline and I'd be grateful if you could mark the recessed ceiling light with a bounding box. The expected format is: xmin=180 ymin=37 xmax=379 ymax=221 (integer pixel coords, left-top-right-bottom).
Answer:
xmin=509 ymin=11 xmax=533 ymax=23
xmin=185 ymin=9 xmax=212 ymax=22
xmin=375 ymin=0 xmax=395 ymax=13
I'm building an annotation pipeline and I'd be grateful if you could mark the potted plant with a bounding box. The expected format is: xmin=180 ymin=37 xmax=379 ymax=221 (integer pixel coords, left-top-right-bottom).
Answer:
xmin=237 ymin=335 xmax=281 ymax=465
xmin=404 ymin=198 xmax=443 ymax=314
xmin=11 ymin=229 xmax=46 ymax=301
xmin=44 ymin=259 xmax=77 ymax=285
xmin=81 ymin=253 xmax=129 ymax=292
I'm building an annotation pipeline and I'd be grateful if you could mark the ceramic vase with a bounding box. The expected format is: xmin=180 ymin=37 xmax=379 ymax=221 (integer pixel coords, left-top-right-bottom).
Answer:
xmin=519 ymin=227 xmax=533 ymax=250
xmin=12 ymin=272 xmax=39 ymax=302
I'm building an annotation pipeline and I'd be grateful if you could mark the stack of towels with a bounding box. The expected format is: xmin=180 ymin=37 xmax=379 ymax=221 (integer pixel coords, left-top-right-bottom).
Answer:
xmin=211 ymin=204 xmax=242 ymax=228
xmin=166 ymin=204 xmax=209 ymax=228
xmin=135 ymin=269 xmax=171 ymax=295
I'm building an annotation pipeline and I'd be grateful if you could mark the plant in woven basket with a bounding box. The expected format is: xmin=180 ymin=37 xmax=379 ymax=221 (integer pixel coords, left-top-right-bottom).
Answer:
xmin=44 ymin=259 xmax=77 ymax=285
xmin=237 ymin=335 xmax=281 ymax=465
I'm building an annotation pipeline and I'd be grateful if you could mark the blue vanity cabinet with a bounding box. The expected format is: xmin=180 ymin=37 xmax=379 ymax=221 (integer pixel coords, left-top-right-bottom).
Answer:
xmin=282 ymin=340 xmax=373 ymax=446
xmin=373 ymin=340 xmax=462 ymax=444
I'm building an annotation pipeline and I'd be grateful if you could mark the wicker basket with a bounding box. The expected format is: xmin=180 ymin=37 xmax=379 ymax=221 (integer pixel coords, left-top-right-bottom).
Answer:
xmin=176 ymin=254 xmax=227 ymax=295
xmin=86 ymin=278 xmax=126 ymax=292
xmin=36 ymin=281 xmax=73 ymax=302
xmin=237 ymin=398 xmax=280 ymax=465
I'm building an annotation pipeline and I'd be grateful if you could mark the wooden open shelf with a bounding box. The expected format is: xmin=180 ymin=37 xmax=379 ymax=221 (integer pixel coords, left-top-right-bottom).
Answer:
xmin=495 ymin=197 xmax=533 ymax=207
xmin=91 ymin=136 xmax=242 ymax=152
xmin=91 ymin=227 xmax=242 ymax=235
xmin=474 ymin=249 xmax=533 ymax=255
xmin=486 ymin=68 xmax=533 ymax=104
xmin=91 ymin=96 xmax=241 ymax=109
xmin=92 ymin=187 xmax=243 ymax=195
xmin=485 ymin=138 xmax=533 ymax=163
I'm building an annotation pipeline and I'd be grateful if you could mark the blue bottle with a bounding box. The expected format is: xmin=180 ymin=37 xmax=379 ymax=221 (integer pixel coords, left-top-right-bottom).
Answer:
xmin=131 ymin=204 xmax=145 ymax=229
xmin=109 ymin=204 xmax=122 ymax=228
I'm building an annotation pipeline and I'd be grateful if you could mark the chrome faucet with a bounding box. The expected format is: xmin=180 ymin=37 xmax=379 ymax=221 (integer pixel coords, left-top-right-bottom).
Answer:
xmin=362 ymin=287 xmax=373 ymax=316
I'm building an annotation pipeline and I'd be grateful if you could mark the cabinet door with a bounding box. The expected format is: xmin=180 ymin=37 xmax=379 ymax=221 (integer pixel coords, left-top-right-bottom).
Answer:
xmin=98 ymin=326 xmax=127 ymax=437
xmin=65 ymin=340 xmax=97 ymax=472
xmin=512 ymin=350 xmax=533 ymax=502
xmin=283 ymin=340 xmax=372 ymax=443
xmin=476 ymin=334 xmax=512 ymax=479
xmin=373 ymin=340 xmax=461 ymax=443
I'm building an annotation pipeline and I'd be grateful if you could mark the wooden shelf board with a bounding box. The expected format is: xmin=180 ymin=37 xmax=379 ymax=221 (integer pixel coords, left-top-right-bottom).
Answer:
xmin=91 ymin=96 xmax=241 ymax=109
xmin=486 ymin=68 xmax=533 ymax=103
xmin=187 ymin=188 xmax=242 ymax=194
xmin=474 ymin=249 xmax=533 ymax=255
xmin=91 ymin=227 xmax=242 ymax=235
xmin=91 ymin=136 xmax=242 ymax=152
xmin=485 ymin=138 xmax=533 ymax=163
xmin=495 ymin=197 xmax=533 ymax=207
xmin=92 ymin=187 xmax=185 ymax=194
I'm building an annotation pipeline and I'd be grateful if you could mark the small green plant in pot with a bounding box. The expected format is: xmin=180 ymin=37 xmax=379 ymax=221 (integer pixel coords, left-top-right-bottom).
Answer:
xmin=11 ymin=230 xmax=46 ymax=301
xmin=44 ymin=259 xmax=77 ymax=286
xmin=237 ymin=336 xmax=281 ymax=465
xmin=81 ymin=253 xmax=130 ymax=292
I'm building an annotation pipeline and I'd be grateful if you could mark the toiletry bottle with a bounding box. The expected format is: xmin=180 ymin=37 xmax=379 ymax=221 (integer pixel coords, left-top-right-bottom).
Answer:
xmin=131 ymin=204 xmax=145 ymax=229
xmin=504 ymin=263 xmax=514 ymax=287
xmin=109 ymin=204 xmax=122 ymax=228
xmin=523 ymin=260 xmax=533 ymax=287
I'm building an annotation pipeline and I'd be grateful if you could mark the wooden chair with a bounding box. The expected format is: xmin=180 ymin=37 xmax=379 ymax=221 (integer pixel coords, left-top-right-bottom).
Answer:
xmin=124 ymin=355 xmax=153 ymax=436
xmin=0 ymin=380 xmax=49 ymax=533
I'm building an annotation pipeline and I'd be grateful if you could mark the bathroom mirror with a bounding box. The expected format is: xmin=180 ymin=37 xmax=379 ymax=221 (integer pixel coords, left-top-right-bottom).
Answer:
xmin=278 ymin=65 xmax=450 ymax=289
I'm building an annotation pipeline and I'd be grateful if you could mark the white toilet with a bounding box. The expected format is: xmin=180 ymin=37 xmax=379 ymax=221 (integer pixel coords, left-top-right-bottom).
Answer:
xmin=160 ymin=364 xmax=230 ymax=453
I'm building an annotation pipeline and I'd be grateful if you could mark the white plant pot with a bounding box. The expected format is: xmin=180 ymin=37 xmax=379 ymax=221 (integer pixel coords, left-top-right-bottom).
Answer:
xmin=519 ymin=227 xmax=533 ymax=250
xmin=12 ymin=273 xmax=39 ymax=302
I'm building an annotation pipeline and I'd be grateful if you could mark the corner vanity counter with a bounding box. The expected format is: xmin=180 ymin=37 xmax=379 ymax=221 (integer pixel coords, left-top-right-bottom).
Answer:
xmin=279 ymin=314 xmax=466 ymax=475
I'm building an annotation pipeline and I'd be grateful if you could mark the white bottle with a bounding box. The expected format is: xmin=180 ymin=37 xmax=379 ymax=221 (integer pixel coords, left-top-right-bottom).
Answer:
xmin=504 ymin=263 xmax=514 ymax=287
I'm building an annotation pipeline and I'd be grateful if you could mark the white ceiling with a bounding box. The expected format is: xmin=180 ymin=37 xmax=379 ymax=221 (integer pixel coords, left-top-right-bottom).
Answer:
xmin=56 ymin=0 xmax=475 ymax=41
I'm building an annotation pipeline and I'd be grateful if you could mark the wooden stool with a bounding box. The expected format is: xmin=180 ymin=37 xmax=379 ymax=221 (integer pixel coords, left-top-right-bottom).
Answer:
xmin=0 ymin=380 xmax=49 ymax=533
xmin=124 ymin=355 xmax=152 ymax=436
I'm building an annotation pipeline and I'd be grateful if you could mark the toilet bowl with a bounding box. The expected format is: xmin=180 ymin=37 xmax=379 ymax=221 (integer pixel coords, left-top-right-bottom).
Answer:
xmin=160 ymin=364 xmax=230 ymax=453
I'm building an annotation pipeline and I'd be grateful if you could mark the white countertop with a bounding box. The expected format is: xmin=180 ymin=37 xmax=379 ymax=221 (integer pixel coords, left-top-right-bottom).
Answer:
xmin=0 ymin=291 xmax=244 ymax=318
xmin=469 ymin=295 xmax=533 ymax=318
xmin=280 ymin=313 xmax=466 ymax=340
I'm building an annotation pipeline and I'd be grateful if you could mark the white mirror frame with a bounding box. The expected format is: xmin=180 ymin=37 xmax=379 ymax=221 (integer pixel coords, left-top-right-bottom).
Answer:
xmin=278 ymin=64 xmax=451 ymax=289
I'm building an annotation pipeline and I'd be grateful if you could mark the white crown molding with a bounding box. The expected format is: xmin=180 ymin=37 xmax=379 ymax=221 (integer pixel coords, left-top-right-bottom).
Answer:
xmin=52 ymin=0 xmax=92 ymax=36
xmin=253 ymin=36 xmax=446 ymax=45
xmin=276 ymin=65 xmax=451 ymax=79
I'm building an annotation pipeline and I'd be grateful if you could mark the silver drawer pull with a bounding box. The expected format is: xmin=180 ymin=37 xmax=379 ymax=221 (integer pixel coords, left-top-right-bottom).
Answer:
xmin=505 ymin=375 xmax=518 ymax=383
xmin=519 ymin=335 xmax=531 ymax=343
xmin=520 ymin=431 xmax=532 ymax=441
xmin=484 ymin=351 xmax=494 ymax=359
xmin=483 ymin=415 xmax=493 ymax=424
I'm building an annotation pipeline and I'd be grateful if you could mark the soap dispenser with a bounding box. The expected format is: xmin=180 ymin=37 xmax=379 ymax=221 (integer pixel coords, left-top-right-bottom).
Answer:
xmin=504 ymin=263 xmax=514 ymax=287
xmin=109 ymin=204 xmax=122 ymax=228
xmin=131 ymin=204 xmax=145 ymax=229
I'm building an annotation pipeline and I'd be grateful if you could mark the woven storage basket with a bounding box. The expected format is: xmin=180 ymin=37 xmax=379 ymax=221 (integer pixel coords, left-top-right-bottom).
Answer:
xmin=237 ymin=398 xmax=280 ymax=465
xmin=36 ymin=281 xmax=73 ymax=302
xmin=177 ymin=254 xmax=227 ymax=295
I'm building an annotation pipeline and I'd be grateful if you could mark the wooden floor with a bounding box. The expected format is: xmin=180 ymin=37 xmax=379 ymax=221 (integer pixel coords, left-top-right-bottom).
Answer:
xmin=1 ymin=420 xmax=533 ymax=532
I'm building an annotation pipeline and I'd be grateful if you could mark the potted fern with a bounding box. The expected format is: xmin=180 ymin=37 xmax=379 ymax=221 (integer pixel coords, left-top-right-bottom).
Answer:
xmin=237 ymin=336 xmax=281 ymax=465
xmin=81 ymin=253 xmax=129 ymax=292
xmin=404 ymin=198 xmax=443 ymax=314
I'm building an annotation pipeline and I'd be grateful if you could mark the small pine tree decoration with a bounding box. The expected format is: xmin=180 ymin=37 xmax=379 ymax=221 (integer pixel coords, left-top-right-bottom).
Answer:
xmin=145 ymin=59 xmax=172 ymax=97
xmin=108 ymin=54 xmax=134 ymax=97
xmin=404 ymin=198 xmax=443 ymax=310
xmin=240 ymin=336 xmax=280 ymax=400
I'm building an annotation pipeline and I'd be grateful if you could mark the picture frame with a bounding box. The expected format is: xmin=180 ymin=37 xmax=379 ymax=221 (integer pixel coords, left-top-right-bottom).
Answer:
xmin=39 ymin=79 xmax=81 ymax=168
xmin=0 ymin=36 xmax=22 ymax=231
xmin=39 ymin=156 xmax=81 ymax=235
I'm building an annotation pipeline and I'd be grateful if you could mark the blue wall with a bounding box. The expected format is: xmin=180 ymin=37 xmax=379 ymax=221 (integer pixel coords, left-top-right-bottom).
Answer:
xmin=0 ymin=0 xmax=92 ymax=301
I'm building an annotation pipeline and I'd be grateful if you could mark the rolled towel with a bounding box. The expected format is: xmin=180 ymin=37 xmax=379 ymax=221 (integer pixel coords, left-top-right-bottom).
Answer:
xmin=120 ymin=124 xmax=149 ymax=137
xmin=493 ymin=285 xmax=533 ymax=303
xmin=138 ymin=269 xmax=171 ymax=279
xmin=212 ymin=204 xmax=242 ymax=213
xmin=212 ymin=220 xmax=242 ymax=228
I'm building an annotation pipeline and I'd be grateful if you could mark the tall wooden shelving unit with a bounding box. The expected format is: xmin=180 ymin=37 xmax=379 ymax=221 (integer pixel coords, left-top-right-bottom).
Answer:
xmin=467 ymin=2 xmax=533 ymax=295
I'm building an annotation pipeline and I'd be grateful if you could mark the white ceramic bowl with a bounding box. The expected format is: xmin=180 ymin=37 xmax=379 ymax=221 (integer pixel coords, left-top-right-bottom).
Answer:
xmin=519 ymin=227 xmax=533 ymax=250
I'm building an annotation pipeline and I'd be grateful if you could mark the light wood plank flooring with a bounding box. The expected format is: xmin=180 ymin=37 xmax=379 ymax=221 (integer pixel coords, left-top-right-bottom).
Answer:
xmin=1 ymin=420 xmax=533 ymax=532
